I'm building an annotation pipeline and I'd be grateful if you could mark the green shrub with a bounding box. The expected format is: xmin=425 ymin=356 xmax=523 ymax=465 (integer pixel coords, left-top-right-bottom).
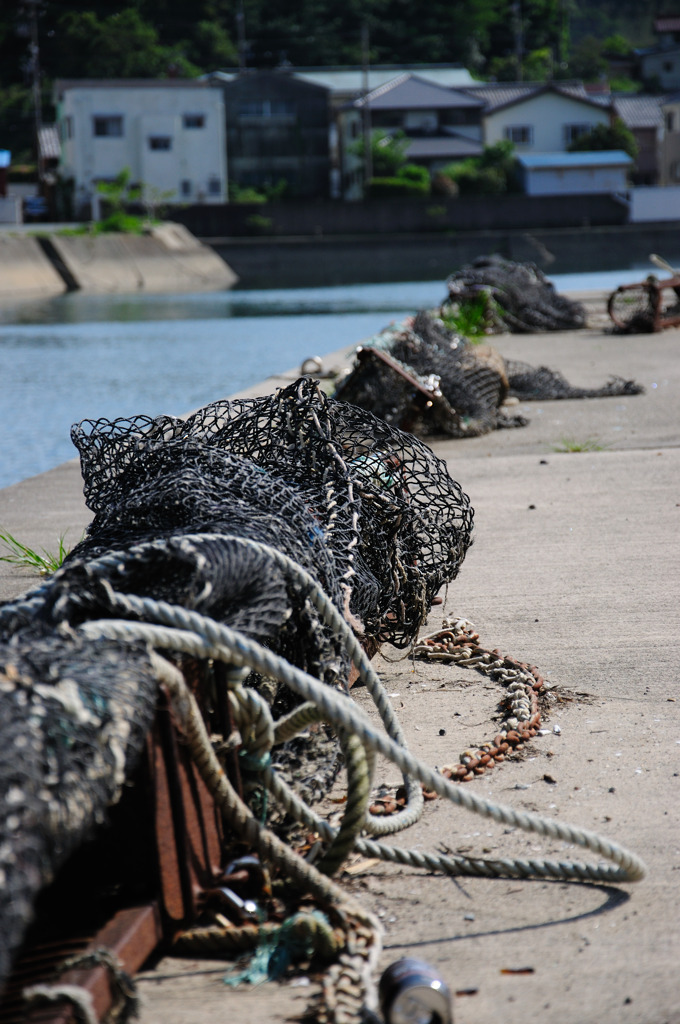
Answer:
xmin=398 ymin=163 xmax=430 ymax=185
xmin=367 ymin=176 xmax=430 ymax=198
xmin=453 ymin=165 xmax=506 ymax=195
xmin=95 ymin=211 xmax=145 ymax=234
xmin=230 ymin=184 xmax=267 ymax=204
xmin=245 ymin=213 xmax=273 ymax=233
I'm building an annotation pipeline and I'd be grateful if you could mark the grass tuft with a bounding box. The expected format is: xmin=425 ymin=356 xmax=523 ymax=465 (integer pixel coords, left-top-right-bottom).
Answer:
xmin=0 ymin=530 xmax=73 ymax=575
xmin=551 ymin=437 xmax=606 ymax=453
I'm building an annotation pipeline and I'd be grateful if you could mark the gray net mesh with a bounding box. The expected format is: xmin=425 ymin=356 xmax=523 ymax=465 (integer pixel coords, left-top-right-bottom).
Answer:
xmin=444 ymin=254 xmax=587 ymax=332
xmin=0 ymin=377 xmax=474 ymax=989
xmin=334 ymin=304 xmax=643 ymax=438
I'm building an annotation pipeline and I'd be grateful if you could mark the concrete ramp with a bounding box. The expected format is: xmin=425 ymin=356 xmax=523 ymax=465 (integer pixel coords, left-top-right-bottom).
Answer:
xmin=0 ymin=234 xmax=66 ymax=300
xmin=46 ymin=225 xmax=238 ymax=294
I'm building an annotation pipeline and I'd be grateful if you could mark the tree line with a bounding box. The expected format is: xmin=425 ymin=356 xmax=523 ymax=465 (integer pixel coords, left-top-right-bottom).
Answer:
xmin=1 ymin=0 xmax=658 ymax=165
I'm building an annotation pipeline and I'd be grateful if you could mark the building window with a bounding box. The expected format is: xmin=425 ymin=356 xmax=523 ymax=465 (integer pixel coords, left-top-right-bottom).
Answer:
xmin=671 ymin=160 xmax=680 ymax=181
xmin=666 ymin=111 xmax=675 ymax=132
xmin=183 ymin=113 xmax=205 ymax=129
xmin=93 ymin=115 xmax=123 ymax=137
xmin=60 ymin=116 xmax=74 ymax=142
xmin=181 ymin=179 xmax=192 ymax=196
xmin=663 ymin=60 xmax=674 ymax=72
xmin=564 ymin=123 xmax=591 ymax=145
xmin=237 ymin=99 xmax=296 ymax=119
xmin=208 ymin=176 xmax=221 ymax=195
xmin=504 ymin=124 xmax=533 ymax=145
xmin=148 ymin=136 xmax=172 ymax=151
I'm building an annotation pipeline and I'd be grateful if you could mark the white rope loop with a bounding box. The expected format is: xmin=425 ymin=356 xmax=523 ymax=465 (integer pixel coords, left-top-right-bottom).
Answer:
xmin=86 ymin=532 xmax=425 ymax=835
xmin=81 ymin=611 xmax=646 ymax=884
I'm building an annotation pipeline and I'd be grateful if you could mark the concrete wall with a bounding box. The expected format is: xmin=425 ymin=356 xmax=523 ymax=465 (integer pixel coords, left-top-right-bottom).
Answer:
xmin=0 ymin=197 xmax=22 ymax=225
xmin=171 ymin=193 xmax=628 ymax=239
xmin=629 ymin=185 xmax=680 ymax=222
xmin=45 ymin=223 xmax=237 ymax=293
xmin=522 ymin=165 xmax=630 ymax=196
xmin=0 ymin=234 xmax=66 ymax=299
xmin=0 ymin=223 xmax=237 ymax=299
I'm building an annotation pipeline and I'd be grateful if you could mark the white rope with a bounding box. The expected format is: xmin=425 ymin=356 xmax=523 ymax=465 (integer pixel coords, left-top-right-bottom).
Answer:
xmin=80 ymin=610 xmax=646 ymax=884
xmin=81 ymin=533 xmax=424 ymax=836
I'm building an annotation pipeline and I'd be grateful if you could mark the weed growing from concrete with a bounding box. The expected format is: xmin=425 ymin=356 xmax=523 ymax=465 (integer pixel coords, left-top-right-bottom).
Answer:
xmin=0 ymin=531 xmax=72 ymax=575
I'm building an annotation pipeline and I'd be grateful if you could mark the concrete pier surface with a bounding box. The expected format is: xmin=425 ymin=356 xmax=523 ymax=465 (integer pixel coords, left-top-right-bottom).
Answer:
xmin=1 ymin=303 xmax=678 ymax=1024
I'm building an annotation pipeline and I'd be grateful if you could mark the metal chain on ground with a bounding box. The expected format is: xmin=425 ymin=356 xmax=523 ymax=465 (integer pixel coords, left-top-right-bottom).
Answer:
xmin=413 ymin=616 xmax=545 ymax=782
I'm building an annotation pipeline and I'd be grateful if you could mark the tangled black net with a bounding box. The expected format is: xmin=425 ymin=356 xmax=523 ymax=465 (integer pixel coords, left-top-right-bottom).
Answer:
xmin=444 ymin=254 xmax=587 ymax=333
xmin=0 ymin=378 xmax=473 ymax=990
xmin=0 ymin=629 xmax=158 ymax=992
xmin=334 ymin=308 xmax=643 ymax=438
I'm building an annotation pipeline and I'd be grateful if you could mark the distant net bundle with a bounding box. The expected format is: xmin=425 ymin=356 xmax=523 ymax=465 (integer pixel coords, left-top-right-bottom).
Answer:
xmin=334 ymin=294 xmax=643 ymax=438
xmin=0 ymin=378 xmax=474 ymax=989
xmin=444 ymin=254 xmax=587 ymax=333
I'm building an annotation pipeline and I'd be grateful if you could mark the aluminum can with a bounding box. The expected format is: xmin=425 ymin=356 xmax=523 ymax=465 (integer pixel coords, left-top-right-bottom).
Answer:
xmin=378 ymin=957 xmax=452 ymax=1024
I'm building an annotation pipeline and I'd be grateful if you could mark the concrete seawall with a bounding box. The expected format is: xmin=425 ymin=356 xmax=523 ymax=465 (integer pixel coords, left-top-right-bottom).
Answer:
xmin=0 ymin=233 xmax=66 ymax=300
xmin=0 ymin=222 xmax=237 ymax=299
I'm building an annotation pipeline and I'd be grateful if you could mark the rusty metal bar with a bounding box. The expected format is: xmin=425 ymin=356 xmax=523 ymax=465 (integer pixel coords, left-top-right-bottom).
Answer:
xmin=20 ymin=904 xmax=163 ymax=1024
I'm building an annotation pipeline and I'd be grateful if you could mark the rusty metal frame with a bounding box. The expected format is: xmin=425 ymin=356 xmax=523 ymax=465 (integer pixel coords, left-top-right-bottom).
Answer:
xmin=350 ymin=346 xmax=459 ymax=434
xmin=1 ymin=662 xmax=232 ymax=1024
xmin=2 ymin=647 xmax=374 ymax=1021
xmin=608 ymin=275 xmax=680 ymax=332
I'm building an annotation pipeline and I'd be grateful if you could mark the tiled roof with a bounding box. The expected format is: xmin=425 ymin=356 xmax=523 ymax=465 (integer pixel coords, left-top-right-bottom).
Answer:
xmin=208 ymin=66 xmax=475 ymax=96
xmin=55 ymin=78 xmax=214 ymax=93
xmin=461 ymin=80 xmax=610 ymax=112
xmin=612 ymin=94 xmax=666 ymax=129
xmin=353 ymin=74 xmax=484 ymax=110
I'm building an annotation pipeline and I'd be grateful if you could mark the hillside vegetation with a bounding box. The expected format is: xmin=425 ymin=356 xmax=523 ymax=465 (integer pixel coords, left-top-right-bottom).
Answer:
xmin=2 ymin=0 xmax=657 ymax=164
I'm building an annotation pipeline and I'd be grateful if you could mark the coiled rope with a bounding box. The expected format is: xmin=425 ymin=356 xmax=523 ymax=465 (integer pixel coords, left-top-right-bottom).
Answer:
xmin=77 ymin=533 xmax=646 ymax=886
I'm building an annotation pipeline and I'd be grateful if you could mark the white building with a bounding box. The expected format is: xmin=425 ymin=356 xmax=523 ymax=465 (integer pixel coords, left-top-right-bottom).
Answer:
xmin=472 ymin=83 xmax=611 ymax=153
xmin=54 ymin=79 xmax=227 ymax=215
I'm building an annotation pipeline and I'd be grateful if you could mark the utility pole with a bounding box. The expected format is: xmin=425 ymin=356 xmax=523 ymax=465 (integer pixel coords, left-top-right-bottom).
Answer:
xmin=512 ymin=2 xmax=523 ymax=82
xmin=361 ymin=22 xmax=372 ymax=190
xmin=26 ymin=0 xmax=44 ymax=185
xmin=236 ymin=1 xmax=247 ymax=72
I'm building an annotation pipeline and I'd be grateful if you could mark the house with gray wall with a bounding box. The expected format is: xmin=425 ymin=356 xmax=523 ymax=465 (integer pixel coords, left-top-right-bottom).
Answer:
xmin=218 ymin=70 xmax=331 ymax=199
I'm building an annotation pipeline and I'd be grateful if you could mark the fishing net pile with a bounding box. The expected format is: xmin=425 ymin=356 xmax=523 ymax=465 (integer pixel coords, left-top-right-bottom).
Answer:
xmin=334 ymin=306 xmax=643 ymax=438
xmin=0 ymin=378 xmax=473 ymax=993
xmin=444 ymin=254 xmax=587 ymax=333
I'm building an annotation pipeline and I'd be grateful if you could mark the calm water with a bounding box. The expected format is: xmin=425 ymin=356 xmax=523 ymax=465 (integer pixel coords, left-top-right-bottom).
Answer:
xmin=0 ymin=266 xmax=669 ymax=489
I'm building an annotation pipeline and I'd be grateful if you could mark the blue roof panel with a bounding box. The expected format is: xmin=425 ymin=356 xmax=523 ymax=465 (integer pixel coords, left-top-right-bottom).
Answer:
xmin=518 ymin=150 xmax=633 ymax=169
